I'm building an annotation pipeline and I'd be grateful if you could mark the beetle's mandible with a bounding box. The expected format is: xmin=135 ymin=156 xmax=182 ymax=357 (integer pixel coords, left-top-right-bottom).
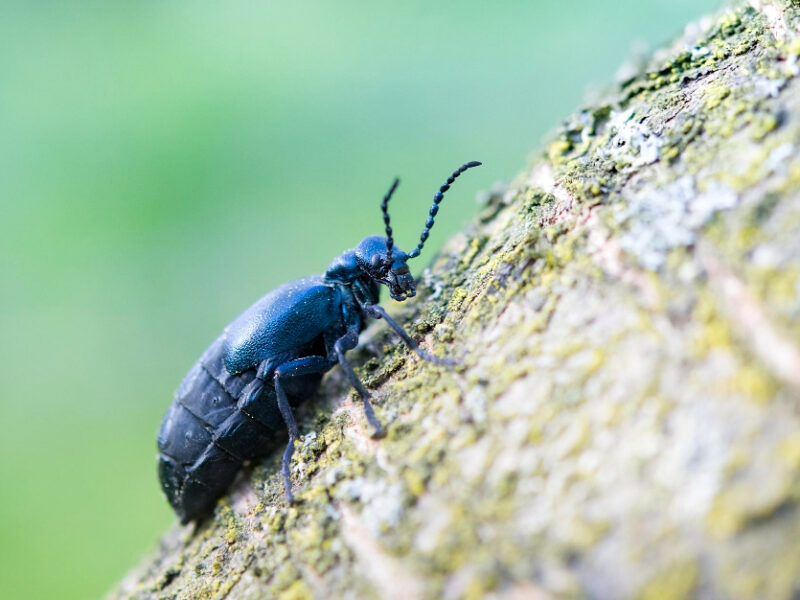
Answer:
xmin=157 ymin=160 xmax=482 ymax=523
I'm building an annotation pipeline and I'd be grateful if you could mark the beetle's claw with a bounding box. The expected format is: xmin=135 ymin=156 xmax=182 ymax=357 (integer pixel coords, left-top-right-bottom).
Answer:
xmin=370 ymin=423 xmax=387 ymax=439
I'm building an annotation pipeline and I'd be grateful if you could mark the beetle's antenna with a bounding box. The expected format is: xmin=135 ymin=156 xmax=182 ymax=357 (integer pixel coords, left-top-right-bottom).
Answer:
xmin=381 ymin=177 xmax=400 ymax=268
xmin=408 ymin=161 xmax=482 ymax=259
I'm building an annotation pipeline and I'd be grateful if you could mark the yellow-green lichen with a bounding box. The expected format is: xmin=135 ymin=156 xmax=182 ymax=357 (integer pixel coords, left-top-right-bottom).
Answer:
xmin=638 ymin=560 xmax=699 ymax=600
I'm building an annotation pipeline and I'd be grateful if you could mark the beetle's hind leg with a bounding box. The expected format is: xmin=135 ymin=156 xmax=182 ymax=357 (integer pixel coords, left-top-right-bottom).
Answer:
xmin=273 ymin=356 xmax=332 ymax=503
xmin=334 ymin=329 xmax=385 ymax=439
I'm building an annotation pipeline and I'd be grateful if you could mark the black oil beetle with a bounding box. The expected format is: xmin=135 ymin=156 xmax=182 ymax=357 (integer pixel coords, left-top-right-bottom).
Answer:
xmin=157 ymin=161 xmax=482 ymax=523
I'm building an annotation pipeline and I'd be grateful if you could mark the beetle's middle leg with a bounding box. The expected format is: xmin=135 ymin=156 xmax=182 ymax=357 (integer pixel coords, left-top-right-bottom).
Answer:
xmin=334 ymin=329 xmax=385 ymax=439
xmin=273 ymin=356 xmax=332 ymax=503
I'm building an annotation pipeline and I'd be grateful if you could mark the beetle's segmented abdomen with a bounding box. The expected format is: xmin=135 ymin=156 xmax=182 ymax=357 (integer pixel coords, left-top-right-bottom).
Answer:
xmin=157 ymin=336 xmax=283 ymax=523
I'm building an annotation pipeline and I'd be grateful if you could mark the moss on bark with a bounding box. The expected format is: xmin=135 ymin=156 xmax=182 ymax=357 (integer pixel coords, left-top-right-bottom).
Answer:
xmin=110 ymin=2 xmax=800 ymax=598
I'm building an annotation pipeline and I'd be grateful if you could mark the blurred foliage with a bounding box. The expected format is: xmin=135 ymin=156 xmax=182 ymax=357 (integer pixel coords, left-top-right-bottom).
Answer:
xmin=0 ymin=2 xmax=719 ymax=598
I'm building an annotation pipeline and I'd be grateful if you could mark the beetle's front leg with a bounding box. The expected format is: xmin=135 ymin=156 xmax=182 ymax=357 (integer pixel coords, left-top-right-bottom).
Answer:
xmin=334 ymin=329 xmax=385 ymax=438
xmin=364 ymin=304 xmax=456 ymax=367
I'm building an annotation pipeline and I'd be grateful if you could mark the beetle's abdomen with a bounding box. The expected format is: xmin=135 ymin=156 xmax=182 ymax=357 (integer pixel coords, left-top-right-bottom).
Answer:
xmin=157 ymin=335 xmax=288 ymax=523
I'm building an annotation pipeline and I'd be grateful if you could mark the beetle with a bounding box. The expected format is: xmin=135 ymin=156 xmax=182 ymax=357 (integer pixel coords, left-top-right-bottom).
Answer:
xmin=157 ymin=160 xmax=482 ymax=523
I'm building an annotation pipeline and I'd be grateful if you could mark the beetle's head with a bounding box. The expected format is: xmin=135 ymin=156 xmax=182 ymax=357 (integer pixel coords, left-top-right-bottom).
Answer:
xmin=355 ymin=235 xmax=415 ymax=301
xmin=343 ymin=161 xmax=481 ymax=303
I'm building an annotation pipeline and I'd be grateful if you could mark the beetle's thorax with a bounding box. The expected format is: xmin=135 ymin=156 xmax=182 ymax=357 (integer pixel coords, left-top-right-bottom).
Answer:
xmin=324 ymin=249 xmax=360 ymax=284
xmin=323 ymin=249 xmax=380 ymax=307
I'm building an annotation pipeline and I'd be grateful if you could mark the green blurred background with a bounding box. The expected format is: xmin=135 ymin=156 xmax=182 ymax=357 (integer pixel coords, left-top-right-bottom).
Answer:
xmin=0 ymin=2 xmax=719 ymax=598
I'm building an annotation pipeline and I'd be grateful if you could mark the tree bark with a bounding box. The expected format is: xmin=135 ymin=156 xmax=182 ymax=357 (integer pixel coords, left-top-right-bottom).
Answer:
xmin=110 ymin=2 xmax=800 ymax=598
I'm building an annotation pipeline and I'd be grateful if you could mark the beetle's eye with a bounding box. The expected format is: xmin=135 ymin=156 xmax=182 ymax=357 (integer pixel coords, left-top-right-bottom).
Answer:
xmin=370 ymin=255 xmax=381 ymax=270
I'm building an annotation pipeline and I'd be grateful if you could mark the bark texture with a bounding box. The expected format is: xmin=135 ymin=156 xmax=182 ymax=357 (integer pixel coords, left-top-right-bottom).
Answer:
xmin=111 ymin=2 xmax=800 ymax=598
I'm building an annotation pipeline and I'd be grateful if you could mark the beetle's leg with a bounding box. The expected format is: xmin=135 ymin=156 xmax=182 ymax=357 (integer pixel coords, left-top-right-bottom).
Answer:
xmin=364 ymin=304 xmax=456 ymax=367
xmin=334 ymin=329 xmax=385 ymax=438
xmin=255 ymin=358 xmax=277 ymax=381
xmin=273 ymin=356 xmax=332 ymax=503
xmin=234 ymin=359 xmax=274 ymax=413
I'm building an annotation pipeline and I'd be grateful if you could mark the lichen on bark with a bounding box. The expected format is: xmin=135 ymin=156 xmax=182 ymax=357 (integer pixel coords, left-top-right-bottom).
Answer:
xmin=111 ymin=2 xmax=800 ymax=599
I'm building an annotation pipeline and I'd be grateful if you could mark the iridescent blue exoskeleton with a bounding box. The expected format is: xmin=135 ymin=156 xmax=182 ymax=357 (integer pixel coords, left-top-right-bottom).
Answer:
xmin=157 ymin=161 xmax=481 ymax=523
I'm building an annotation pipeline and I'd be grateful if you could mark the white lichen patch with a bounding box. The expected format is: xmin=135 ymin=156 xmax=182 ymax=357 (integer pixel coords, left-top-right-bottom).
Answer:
xmin=603 ymin=108 xmax=664 ymax=168
xmin=614 ymin=176 xmax=739 ymax=270
xmin=337 ymin=478 xmax=406 ymax=538
xmin=691 ymin=44 xmax=712 ymax=60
